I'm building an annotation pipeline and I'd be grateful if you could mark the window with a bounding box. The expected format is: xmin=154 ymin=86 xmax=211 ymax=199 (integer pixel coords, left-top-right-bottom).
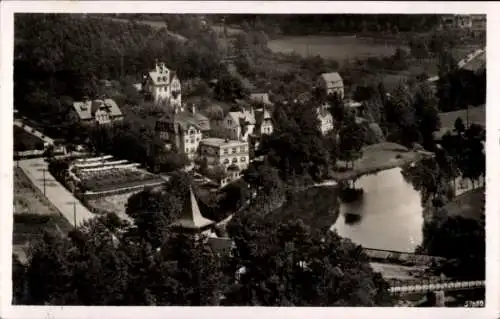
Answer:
xmin=240 ymin=157 xmax=246 ymax=162
xmin=232 ymin=148 xmax=237 ymax=154
xmin=223 ymin=148 xmax=228 ymax=154
xmin=240 ymin=146 xmax=245 ymax=152
xmin=232 ymin=157 xmax=238 ymax=163
xmin=224 ymin=158 xmax=229 ymax=164
xmin=157 ymin=77 xmax=161 ymax=82
xmin=190 ymin=138 xmax=195 ymax=144
xmin=163 ymin=76 xmax=167 ymax=82
xmin=185 ymin=148 xmax=189 ymax=153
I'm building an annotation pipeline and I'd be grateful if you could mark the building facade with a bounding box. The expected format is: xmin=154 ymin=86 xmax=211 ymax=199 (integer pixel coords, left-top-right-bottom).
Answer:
xmin=155 ymin=108 xmax=203 ymax=160
xmin=316 ymin=106 xmax=334 ymax=135
xmin=224 ymin=109 xmax=255 ymax=142
xmin=198 ymin=138 xmax=249 ymax=171
xmin=143 ymin=61 xmax=182 ymax=107
xmin=317 ymin=72 xmax=344 ymax=99
xmin=71 ymin=98 xmax=123 ymax=125
xmin=254 ymin=108 xmax=273 ymax=136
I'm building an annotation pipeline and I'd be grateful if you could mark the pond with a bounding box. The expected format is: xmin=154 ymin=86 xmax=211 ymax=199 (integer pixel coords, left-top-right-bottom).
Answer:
xmin=331 ymin=167 xmax=424 ymax=253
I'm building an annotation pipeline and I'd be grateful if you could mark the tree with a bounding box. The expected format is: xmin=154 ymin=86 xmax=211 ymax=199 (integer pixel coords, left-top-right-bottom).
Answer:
xmin=12 ymin=254 xmax=27 ymax=304
xmin=125 ymin=187 xmax=182 ymax=247
xmin=214 ymin=74 xmax=246 ymax=102
xmin=338 ymin=120 xmax=364 ymax=168
xmin=454 ymin=117 xmax=466 ymax=134
xmin=424 ymin=215 xmax=485 ymax=280
xmin=156 ymin=234 xmax=227 ymax=305
xmin=225 ymin=218 xmax=394 ymax=306
xmin=413 ymin=83 xmax=441 ymax=150
xmin=22 ymin=217 xmax=226 ymax=306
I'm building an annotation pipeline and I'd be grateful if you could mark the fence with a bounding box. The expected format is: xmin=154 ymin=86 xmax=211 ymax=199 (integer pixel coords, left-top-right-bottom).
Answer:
xmin=390 ymin=280 xmax=485 ymax=294
xmin=364 ymin=247 xmax=446 ymax=265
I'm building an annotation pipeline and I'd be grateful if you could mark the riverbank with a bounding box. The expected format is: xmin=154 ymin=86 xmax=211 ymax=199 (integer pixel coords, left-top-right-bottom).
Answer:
xmin=330 ymin=143 xmax=433 ymax=182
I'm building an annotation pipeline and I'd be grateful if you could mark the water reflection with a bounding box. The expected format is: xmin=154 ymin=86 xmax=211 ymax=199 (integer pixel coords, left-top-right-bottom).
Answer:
xmin=331 ymin=167 xmax=424 ymax=253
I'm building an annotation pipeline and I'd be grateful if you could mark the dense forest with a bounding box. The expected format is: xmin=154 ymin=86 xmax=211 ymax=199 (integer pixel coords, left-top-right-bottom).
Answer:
xmin=14 ymin=14 xmax=223 ymax=115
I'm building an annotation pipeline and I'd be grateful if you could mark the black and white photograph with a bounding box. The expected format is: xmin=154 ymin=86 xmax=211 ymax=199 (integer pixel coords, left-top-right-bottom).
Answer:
xmin=0 ymin=2 xmax=496 ymax=318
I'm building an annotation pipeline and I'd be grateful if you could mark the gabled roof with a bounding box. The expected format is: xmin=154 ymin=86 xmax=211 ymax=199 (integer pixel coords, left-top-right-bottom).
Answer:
xmin=254 ymin=108 xmax=272 ymax=126
xmin=147 ymin=62 xmax=179 ymax=86
xmin=158 ymin=111 xmax=201 ymax=132
xmin=171 ymin=187 xmax=214 ymax=230
xmin=316 ymin=107 xmax=331 ymax=119
xmin=101 ymin=99 xmax=123 ymax=117
xmin=72 ymin=98 xmax=122 ymax=120
xmin=249 ymin=93 xmax=273 ymax=106
xmin=227 ymin=109 xmax=256 ymax=128
xmin=73 ymin=101 xmax=93 ymax=120
xmin=319 ymin=72 xmax=343 ymax=87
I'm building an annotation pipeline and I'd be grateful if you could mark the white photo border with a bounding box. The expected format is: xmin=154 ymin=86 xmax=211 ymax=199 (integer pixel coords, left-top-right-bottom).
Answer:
xmin=1 ymin=2 xmax=498 ymax=319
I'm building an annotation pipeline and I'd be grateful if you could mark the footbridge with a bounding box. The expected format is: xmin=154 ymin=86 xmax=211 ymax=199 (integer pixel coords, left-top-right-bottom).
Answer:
xmin=363 ymin=247 xmax=446 ymax=265
xmin=390 ymin=280 xmax=485 ymax=294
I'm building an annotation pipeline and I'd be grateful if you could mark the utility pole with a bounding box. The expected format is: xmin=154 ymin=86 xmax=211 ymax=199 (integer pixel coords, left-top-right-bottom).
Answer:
xmin=466 ymin=104 xmax=470 ymax=128
xmin=42 ymin=168 xmax=46 ymax=196
xmin=73 ymin=201 xmax=77 ymax=228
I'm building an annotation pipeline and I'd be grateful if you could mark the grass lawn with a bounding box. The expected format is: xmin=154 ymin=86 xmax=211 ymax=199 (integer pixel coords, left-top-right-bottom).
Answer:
xmin=86 ymin=192 xmax=137 ymax=223
xmin=13 ymin=167 xmax=73 ymax=258
xmin=444 ymin=187 xmax=484 ymax=220
xmin=438 ymin=105 xmax=485 ymax=130
xmin=331 ymin=143 xmax=433 ymax=181
xmin=14 ymin=167 xmax=59 ymax=216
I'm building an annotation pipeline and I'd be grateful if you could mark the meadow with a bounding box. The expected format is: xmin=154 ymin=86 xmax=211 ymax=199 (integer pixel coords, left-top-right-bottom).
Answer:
xmin=267 ymin=35 xmax=406 ymax=63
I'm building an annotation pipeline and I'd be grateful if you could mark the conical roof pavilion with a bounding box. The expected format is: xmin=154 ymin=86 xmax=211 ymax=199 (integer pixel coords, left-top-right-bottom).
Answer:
xmin=171 ymin=186 xmax=215 ymax=231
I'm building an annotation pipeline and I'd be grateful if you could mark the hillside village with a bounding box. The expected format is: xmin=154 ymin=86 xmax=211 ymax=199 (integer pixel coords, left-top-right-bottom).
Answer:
xmin=12 ymin=13 xmax=486 ymax=307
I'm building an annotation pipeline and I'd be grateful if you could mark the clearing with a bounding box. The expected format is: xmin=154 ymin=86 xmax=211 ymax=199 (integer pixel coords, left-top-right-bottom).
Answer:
xmin=13 ymin=167 xmax=73 ymax=263
xmin=331 ymin=142 xmax=433 ymax=181
xmin=444 ymin=187 xmax=484 ymax=220
xmin=86 ymin=192 xmax=137 ymax=224
xmin=438 ymin=105 xmax=485 ymax=130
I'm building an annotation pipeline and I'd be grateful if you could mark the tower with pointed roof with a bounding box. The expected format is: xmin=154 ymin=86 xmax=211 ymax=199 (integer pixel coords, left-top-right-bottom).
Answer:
xmin=170 ymin=186 xmax=215 ymax=235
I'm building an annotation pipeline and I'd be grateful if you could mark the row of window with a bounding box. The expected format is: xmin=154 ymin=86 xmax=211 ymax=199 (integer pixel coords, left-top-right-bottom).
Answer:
xmin=223 ymin=146 xmax=248 ymax=154
xmin=222 ymin=157 xmax=247 ymax=164
xmin=157 ymin=76 xmax=168 ymax=83
xmin=185 ymin=137 xmax=201 ymax=144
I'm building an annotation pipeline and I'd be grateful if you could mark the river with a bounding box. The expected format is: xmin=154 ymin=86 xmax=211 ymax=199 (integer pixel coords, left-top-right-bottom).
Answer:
xmin=330 ymin=167 xmax=424 ymax=253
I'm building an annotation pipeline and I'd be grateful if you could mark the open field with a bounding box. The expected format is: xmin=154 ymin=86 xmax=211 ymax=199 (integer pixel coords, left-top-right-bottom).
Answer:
xmin=438 ymin=105 xmax=485 ymax=129
xmin=13 ymin=167 xmax=73 ymax=262
xmin=444 ymin=187 xmax=484 ymax=220
xmin=268 ymin=35 xmax=403 ymax=63
xmin=14 ymin=167 xmax=59 ymax=216
xmin=331 ymin=143 xmax=433 ymax=182
xmin=86 ymin=192 xmax=137 ymax=223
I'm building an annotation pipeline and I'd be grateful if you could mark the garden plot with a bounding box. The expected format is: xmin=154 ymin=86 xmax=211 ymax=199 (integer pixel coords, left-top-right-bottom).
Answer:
xmin=70 ymin=158 xmax=165 ymax=194
xmin=86 ymin=191 xmax=138 ymax=224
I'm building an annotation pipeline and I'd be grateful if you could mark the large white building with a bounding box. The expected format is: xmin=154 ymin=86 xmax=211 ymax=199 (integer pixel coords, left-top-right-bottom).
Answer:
xmin=199 ymin=138 xmax=249 ymax=171
xmin=143 ymin=61 xmax=182 ymax=107
xmin=317 ymin=72 xmax=344 ymax=99
xmin=155 ymin=106 xmax=203 ymax=160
